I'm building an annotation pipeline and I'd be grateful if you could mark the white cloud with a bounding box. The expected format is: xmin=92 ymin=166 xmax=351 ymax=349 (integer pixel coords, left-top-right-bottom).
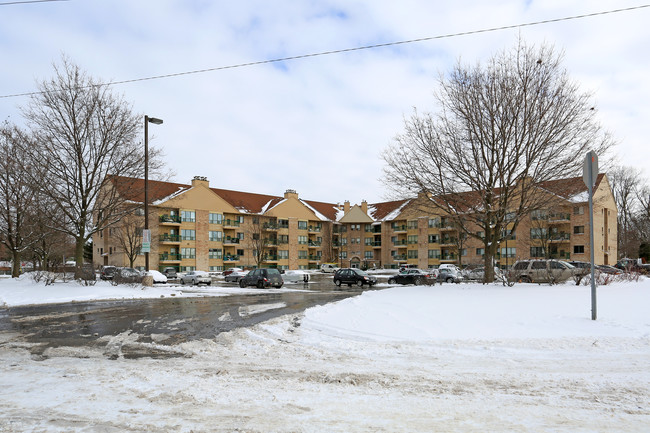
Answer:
xmin=1 ymin=0 xmax=648 ymax=203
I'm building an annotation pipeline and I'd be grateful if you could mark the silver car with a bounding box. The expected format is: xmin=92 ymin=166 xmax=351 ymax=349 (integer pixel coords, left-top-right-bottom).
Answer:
xmin=180 ymin=270 xmax=212 ymax=285
xmin=509 ymin=260 xmax=576 ymax=284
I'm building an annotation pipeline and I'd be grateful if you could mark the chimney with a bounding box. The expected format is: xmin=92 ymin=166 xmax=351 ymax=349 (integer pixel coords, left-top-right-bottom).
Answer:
xmin=284 ymin=189 xmax=299 ymax=200
xmin=344 ymin=200 xmax=350 ymax=213
xmin=361 ymin=200 xmax=368 ymax=214
xmin=191 ymin=176 xmax=209 ymax=188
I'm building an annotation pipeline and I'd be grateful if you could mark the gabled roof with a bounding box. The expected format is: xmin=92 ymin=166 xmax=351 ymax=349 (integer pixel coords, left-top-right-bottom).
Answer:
xmin=108 ymin=175 xmax=340 ymax=219
xmin=538 ymin=173 xmax=605 ymax=202
xmin=368 ymin=199 xmax=411 ymax=221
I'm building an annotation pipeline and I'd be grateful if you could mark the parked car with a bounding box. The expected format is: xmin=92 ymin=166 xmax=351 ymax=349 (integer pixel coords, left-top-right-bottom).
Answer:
xmin=147 ymin=270 xmax=168 ymax=284
xmin=509 ymin=259 xmax=576 ymax=284
xmin=239 ymin=268 xmax=284 ymax=288
xmin=180 ymin=270 xmax=212 ymax=285
xmin=320 ymin=263 xmax=339 ymax=273
xmin=162 ymin=267 xmax=178 ymax=279
xmin=568 ymin=261 xmax=591 ymax=277
xmin=224 ymin=269 xmax=248 ymax=283
xmin=282 ymin=270 xmax=310 ymax=283
xmin=114 ymin=267 xmax=143 ymax=284
xmin=333 ymin=268 xmax=377 ymax=287
xmin=100 ymin=266 xmax=118 ymax=280
xmin=388 ymin=269 xmax=435 ymax=285
xmin=437 ymin=268 xmax=461 ymax=283
xmin=596 ymin=264 xmax=622 ymax=275
xmin=462 ymin=266 xmax=503 ymax=281
xmin=223 ymin=267 xmax=243 ymax=276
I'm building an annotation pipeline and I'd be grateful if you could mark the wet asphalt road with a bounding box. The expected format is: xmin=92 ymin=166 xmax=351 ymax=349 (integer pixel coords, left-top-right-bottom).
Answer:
xmin=0 ymin=273 xmax=385 ymax=358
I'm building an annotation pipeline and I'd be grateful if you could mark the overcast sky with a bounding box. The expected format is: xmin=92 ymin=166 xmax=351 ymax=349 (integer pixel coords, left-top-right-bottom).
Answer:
xmin=1 ymin=0 xmax=648 ymax=205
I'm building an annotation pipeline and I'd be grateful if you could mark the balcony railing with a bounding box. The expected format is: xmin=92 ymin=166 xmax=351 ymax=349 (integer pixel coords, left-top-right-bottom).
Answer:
xmin=392 ymin=224 xmax=407 ymax=232
xmin=224 ymin=255 xmax=240 ymax=262
xmin=263 ymin=255 xmax=278 ymax=261
xmin=159 ymin=234 xmax=180 ymax=242
xmin=223 ymin=238 xmax=240 ymax=244
xmin=308 ymin=226 xmax=322 ymax=233
xmin=159 ymin=214 xmax=181 ymax=224
xmin=308 ymin=241 xmax=322 ymax=247
xmin=263 ymin=223 xmax=278 ymax=231
xmin=223 ymin=219 xmax=240 ymax=228
xmin=548 ymin=213 xmax=571 ymax=222
xmin=159 ymin=253 xmax=181 ymax=261
xmin=549 ymin=233 xmax=571 ymax=242
xmin=392 ymin=254 xmax=407 ymax=261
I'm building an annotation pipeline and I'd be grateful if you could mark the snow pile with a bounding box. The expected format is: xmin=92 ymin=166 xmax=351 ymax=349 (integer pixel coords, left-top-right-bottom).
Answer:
xmin=1 ymin=277 xmax=649 ymax=432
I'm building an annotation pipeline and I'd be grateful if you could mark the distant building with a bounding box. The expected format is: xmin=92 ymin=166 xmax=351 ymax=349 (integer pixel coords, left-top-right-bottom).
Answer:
xmin=93 ymin=174 xmax=617 ymax=271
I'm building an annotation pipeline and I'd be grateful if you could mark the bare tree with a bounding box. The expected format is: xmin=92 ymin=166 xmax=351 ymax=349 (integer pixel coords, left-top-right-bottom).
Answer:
xmin=0 ymin=124 xmax=41 ymax=277
xmin=383 ymin=40 xmax=613 ymax=282
xmin=609 ymin=166 xmax=644 ymax=258
xmin=19 ymin=56 xmax=165 ymax=277
xmin=113 ymin=208 xmax=144 ymax=268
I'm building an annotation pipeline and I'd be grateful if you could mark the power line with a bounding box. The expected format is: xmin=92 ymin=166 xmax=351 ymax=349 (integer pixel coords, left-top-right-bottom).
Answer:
xmin=1 ymin=4 xmax=648 ymax=99
xmin=0 ymin=0 xmax=68 ymax=5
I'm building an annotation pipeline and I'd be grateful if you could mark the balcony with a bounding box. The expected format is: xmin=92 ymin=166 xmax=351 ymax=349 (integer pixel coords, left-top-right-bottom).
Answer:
xmin=263 ymin=223 xmax=278 ymax=231
xmin=549 ymin=233 xmax=571 ymax=242
xmin=159 ymin=234 xmax=180 ymax=243
xmin=264 ymin=239 xmax=278 ymax=246
xmin=224 ymin=255 xmax=240 ymax=262
xmin=440 ymin=253 xmax=457 ymax=261
xmin=309 ymin=255 xmax=321 ymax=262
xmin=308 ymin=226 xmax=322 ymax=233
xmin=159 ymin=214 xmax=181 ymax=224
xmin=392 ymin=224 xmax=407 ymax=233
xmin=223 ymin=219 xmax=240 ymax=228
xmin=365 ymin=226 xmax=381 ymax=233
xmin=392 ymin=254 xmax=407 ymax=261
xmin=440 ymin=237 xmax=457 ymax=246
xmin=548 ymin=213 xmax=571 ymax=222
xmin=263 ymin=254 xmax=278 ymax=262
xmin=223 ymin=238 xmax=240 ymax=245
xmin=159 ymin=253 xmax=181 ymax=262
xmin=308 ymin=241 xmax=322 ymax=248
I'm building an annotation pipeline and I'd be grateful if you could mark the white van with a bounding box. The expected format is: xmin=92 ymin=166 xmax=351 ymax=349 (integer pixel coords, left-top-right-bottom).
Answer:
xmin=320 ymin=263 xmax=339 ymax=273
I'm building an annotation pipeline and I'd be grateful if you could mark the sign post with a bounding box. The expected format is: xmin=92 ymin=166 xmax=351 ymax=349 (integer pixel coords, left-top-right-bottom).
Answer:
xmin=583 ymin=151 xmax=598 ymax=320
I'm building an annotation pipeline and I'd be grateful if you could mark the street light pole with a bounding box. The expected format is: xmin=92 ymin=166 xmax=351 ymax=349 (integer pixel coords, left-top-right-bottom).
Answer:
xmin=144 ymin=115 xmax=163 ymax=272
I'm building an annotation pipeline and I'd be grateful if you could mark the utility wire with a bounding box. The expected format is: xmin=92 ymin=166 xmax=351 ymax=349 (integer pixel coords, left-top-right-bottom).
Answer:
xmin=1 ymin=4 xmax=648 ymax=99
xmin=0 ymin=0 xmax=68 ymax=5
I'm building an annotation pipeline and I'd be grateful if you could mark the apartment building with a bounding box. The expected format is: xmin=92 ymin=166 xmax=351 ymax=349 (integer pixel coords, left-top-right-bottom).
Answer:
xmin=93 ymin=173 xmax=617 ymax=271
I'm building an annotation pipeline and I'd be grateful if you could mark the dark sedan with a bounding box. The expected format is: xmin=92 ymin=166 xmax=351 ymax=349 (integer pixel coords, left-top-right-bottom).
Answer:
xmin=239 ymin=268 xmax=284 ymax=288
xmin=333 ymin=268 xmax=377 ymax=287
xmin=388 ymin=269 xmax=435 ymax=285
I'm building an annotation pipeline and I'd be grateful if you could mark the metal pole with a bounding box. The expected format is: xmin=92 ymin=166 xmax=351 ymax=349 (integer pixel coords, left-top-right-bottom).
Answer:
xmin=588 ymin=162 xmax=597 ymax=320
xmin=144 ymin=116 xmax=149 ymax=271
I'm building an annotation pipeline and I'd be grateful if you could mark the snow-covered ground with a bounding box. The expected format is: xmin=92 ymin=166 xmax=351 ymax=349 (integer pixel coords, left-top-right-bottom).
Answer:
xmin=1 ymin=275 xmax=649 ymax=432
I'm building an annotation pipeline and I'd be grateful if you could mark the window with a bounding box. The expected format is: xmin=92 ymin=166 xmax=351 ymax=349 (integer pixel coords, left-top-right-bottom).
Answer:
xmin=181 ymin=248 xmax=196 ymax=259
xmin=209 ymin=213 xmax=223 ymax=224
xmin=573 ymin=245 xmax=585 ymax=254
xmin=351 ymin=224 xmax=361 ymax=231
xmin=181 ymin=266 xmax=196 ymax=272
xmin=574 ymin=206 xmax=584 ymax=215
xmin=340 ymin=251 xmax=348 ymax=259
xmin=530 ymin=210 xmax=547 ymax=220
xmin=407 ymin=235 xmax=418 ymax=244
xmin=532 ymin=261 xmax=546 ymax=270
xmin=460 ymin=249 xmax=467 ymax=256
xmin=237 ymin=232 xmax=244 ymax=240
xmin=278 ymin=219 xmax=289 ymax=228
xmin=530 ymin=247 xmax=545 ymax=257
xmin=476 ymin=231 xmax=485 ymax=239
xmin=530 ymin=228 xmax=547 ymax=239
xmin=500 ymin=247 xmax=516 ymax=258
xmin=407 ymin=250 xmax=418 ymax=259
xmin=428 ymin=234 xmax=439 ymax=243
xmin=209 ymin=231 xmax=223 ymax=242
xmin=364 ymin=238 xmax=373 ymax=246
xmin=237 ymin=216 xmax=245 ymax=224
xmin=502 ymin=229 xmax=515 ymax=240
xmin=476 ymin=248 xmax=484 ymax=256
xmin=298 ymin=221 xmax=308 ymax=230
xmin=134 ymin=208 xmax=145 ymax=216
xmin=407 ymin=220 xmax=418 ymax=230
xmin=364 ymin=251 xmax=374 ymax=259
xmin=181 ymin=229 xmax=195 ymax=241
xmin=298 ymin=250 xmax=308 ymax=259
xmin=236 ymin=249 xmax=244 ymax=256
xmin=278 ymin=250 xmax=289 ymax=259
xmin=181 ymin=210 xmax=195 ymax=222
xmin=573 ymin=226 xmax=585 ymax=234
xmin=428 ymin=249 xmax=441 ymax=259
xmin=278 ymin=234 xmax=289 ymax=244
xmin=209 ymin=266 xmax=223 ymax=272
xmin=298 ymin=235 xmax=308 ymax=245
xmin=428 ymin=217 xmax=440 ymax=228
xmin=209 ymin=248 xmax=222 ymax=259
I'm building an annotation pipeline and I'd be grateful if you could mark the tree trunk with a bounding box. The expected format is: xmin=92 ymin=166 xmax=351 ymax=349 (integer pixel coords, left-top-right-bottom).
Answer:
xmin=11 ymin=250 xmax=21 ymax=278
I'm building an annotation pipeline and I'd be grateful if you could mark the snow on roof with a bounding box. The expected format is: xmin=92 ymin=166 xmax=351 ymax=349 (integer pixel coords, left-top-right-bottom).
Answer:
xmin=152 ymin=186 xmax=189 ymax=206
xmin=301 ymin=200 xmax=329 ymax=221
